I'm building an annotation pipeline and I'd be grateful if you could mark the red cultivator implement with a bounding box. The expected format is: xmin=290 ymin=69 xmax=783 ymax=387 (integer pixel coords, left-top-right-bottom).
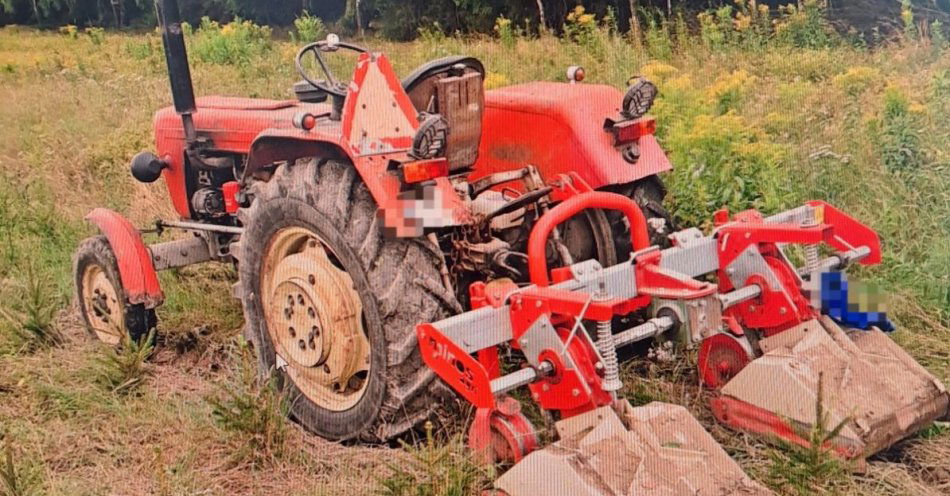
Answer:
xmin=418 ymin=187 xmax=947 ymax=493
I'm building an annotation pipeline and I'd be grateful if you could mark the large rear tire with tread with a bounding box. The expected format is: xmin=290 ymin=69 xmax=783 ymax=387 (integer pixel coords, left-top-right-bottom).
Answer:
xmin=605 ymin=176 xmax=675 ymax=257
xmin=234 ymin=158 xmax=460 ymax=443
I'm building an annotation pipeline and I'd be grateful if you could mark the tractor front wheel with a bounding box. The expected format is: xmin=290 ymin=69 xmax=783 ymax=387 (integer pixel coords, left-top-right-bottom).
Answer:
xmin=74 ymin=236 xmax=156 ymax=345
xmin=235 ymin=158 xmax=460 ymax=442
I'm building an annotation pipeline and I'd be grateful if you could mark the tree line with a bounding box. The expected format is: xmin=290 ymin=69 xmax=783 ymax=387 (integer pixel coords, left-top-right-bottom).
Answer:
xmin=2 ymin=0 xmax=948 ymax=40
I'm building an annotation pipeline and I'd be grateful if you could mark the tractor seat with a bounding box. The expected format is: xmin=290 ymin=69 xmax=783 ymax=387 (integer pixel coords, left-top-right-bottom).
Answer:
xmin=402 ymin=56 xmax=486 ymax=171
xmin=401 ymin=56 xmax=485 ymax=95
xmin=293 ymin=80 xmax=329 ymax=103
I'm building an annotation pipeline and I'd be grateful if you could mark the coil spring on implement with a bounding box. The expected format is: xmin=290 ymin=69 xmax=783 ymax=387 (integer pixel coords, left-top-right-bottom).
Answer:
xmin=804 ymin=206 xmax=821 ymax=274
xmin=595 ymin=286 xmax=623 ymax=393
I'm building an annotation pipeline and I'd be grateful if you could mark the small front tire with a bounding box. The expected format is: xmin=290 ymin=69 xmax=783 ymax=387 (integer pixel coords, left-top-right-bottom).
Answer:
xmin=74 ymin=236 xmax=156 ymax=345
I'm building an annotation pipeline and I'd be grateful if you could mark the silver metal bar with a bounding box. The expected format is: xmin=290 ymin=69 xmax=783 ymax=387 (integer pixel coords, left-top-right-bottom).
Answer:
xmin=435 ymin=259 xmax=639 ymax=354
xmin=490 ymin=361 xmax=554 ymax=396
xmin=612 ymin=316 xmax=675 ymax=349
xmin=718 ymin=285 xmax=762 ymax=310
xmin=764 ymin=204 xmax=813 ymax=225
xmin=150 ymin=236 xmax=212 ymax=271
xmin=159 ymin=219 xmax=244 ymax=235
xmin=795 ymin=246 xmax=871 ymax=276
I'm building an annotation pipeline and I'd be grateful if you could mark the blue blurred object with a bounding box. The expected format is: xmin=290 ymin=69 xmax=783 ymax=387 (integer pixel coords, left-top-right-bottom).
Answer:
xmin=819 ymin=271 xmax=895 ymax=332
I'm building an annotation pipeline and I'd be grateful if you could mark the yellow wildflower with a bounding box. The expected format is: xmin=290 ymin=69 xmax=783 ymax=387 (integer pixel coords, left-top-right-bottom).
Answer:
xmin=909 ymin=103 xmax=927 ymax=114
xmin=579 ymin=14 xmax=595 ymax=25
xmin=707 ymin=69 xmax=756 ymax=102
xmin=734 ymin=13 xmax=751 ymax=31
xmin=640 ymin=61 xmax=679 ymax=83
xmin=832 ymin=66 xmax=880 ymax=96
xmin=568 ymin=5 xmax=585 ymax=22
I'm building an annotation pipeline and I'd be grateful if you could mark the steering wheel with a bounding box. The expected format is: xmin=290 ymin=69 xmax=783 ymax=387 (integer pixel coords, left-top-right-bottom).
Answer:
xmin=295 ymin=35 xmax=368 ymax=98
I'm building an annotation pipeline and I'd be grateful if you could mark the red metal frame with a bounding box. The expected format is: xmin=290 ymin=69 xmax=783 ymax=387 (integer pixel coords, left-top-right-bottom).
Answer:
xmin=85 ymin=208 xmax=164 ymax=308
xmin=418 ymin=190 xmax=658 ymax=432
xmin=710 ymin=395 xmax=861 ymax=459
xmin=807 ymin=200 xmax=881 ymax=265
xmin=714 ymin=204 xmax=883 ymax=335
xmin=417 ymin=322 xmax=496 ymax=409
xmin=635 ymin=249 xmax=718 ymax=299
xmin=704 ymin=203 xmax=885 ymax=458
xmin=528 ymin=191 xmax=651 ymax=286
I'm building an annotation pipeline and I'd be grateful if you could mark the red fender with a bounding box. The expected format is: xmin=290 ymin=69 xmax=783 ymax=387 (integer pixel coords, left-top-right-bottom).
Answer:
xmin=84 ymin=208 xmax=164 ymax=308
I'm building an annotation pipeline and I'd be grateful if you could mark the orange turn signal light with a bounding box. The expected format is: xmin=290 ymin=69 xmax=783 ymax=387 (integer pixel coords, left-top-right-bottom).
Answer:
xmin=292 ymin=112 xmax=317 ymax=131
xmin=401 ymin=158 xmax=449 ymax=184
xmin=567 ymin=65 xmax=585 ymax=83
xmin=610 ymin=117 xmax=656 ymax=144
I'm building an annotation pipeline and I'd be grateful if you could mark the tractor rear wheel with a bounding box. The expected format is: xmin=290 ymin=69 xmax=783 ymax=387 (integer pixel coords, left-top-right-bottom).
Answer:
xmin=606 ymin=176 xmax=674 ymax=256
xmin=74 ymin=236 xmax=156 ymax=345
xmin=235 ymin=158 xmax=460 ymax=443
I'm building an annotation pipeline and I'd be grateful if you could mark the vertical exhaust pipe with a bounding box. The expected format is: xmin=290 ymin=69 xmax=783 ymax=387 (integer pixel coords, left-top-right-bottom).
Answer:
xmin=155 ymin=0 xmax=198 ymax=144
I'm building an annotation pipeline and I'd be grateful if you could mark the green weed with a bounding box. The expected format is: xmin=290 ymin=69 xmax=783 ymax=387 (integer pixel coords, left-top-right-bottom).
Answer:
xmin=190 ymin=17 xmax=273 ymax=66
xmin=878 ymin=87 xmax=923 ymax=174
xmin=664 ymin=112 xmax=791 ymax=226
xmin=774 ymin=0 xmax=837 ymax=49
xmin=643 ymin=13 xmax=673 ymax=61
xmin=0 ymin=439 xmax=42 ymax=496
xmin=208 ymin=342 xmax=288 ymax=465
xmin=563 ymin=5 xmax=601 ymax=53
xmin=766 ymin=375 xmax=851 ymax=495
xmin=58 ymin=24 xmax=79 ymax=40
xmin=0 ymin=263 xmax=64 ymax=352
xmin=84 ymin=27 xmax=105 ymax=46
xmin=95 ymin=330 xmax=155 ymax=395
xmin=832 ymin=66 xmax=880 ymax=97
xmin=919 ymin=421 xmax=950 ymax=439
xmin=291 ymin=11 xmax=326 ymax=44
xmin=901 ymin=0 xmax=917 ymax=41
xmin=125 ymin=36 xmax=159 ymax=61
xmin=931 ymin=20 xmax=946 ymax=51
xmin=494 ymin=15 xmax=517 ymax=50
xmin=698 ymin=6 xmax=735 ymax=50
xmin=375 ymin=422 xmax=491 ymax=496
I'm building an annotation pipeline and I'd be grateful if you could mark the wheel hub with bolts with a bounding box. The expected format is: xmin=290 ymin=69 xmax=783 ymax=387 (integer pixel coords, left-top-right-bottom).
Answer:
xmin=263 ymin=227 xmax=370 ymax=411
xmin=80 ymin=264 xmax=124 ymax=345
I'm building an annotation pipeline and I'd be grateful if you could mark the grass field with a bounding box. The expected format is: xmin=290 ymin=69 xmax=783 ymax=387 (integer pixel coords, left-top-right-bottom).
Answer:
xmin=0 ymin=9 xmax=949 ymax=496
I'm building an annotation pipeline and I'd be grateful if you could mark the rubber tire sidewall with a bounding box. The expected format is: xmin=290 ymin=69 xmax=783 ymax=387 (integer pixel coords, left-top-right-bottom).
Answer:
xmin=239 ymin=196 xmax=390 ymax=442
xmin=73 ymin=235 xmax=155 ymax=343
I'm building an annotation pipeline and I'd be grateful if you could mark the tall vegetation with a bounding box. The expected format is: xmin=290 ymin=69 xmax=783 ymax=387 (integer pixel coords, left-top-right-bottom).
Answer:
xmin=2 ymin=1 xmax=947 ymax=42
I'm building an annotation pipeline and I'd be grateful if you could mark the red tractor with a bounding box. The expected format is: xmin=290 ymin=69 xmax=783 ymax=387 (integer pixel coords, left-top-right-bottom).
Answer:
xmin=74 ymin=0 xmax=672 ymax=442
xmin=75 ymin=1 xmax=947 ymax=492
